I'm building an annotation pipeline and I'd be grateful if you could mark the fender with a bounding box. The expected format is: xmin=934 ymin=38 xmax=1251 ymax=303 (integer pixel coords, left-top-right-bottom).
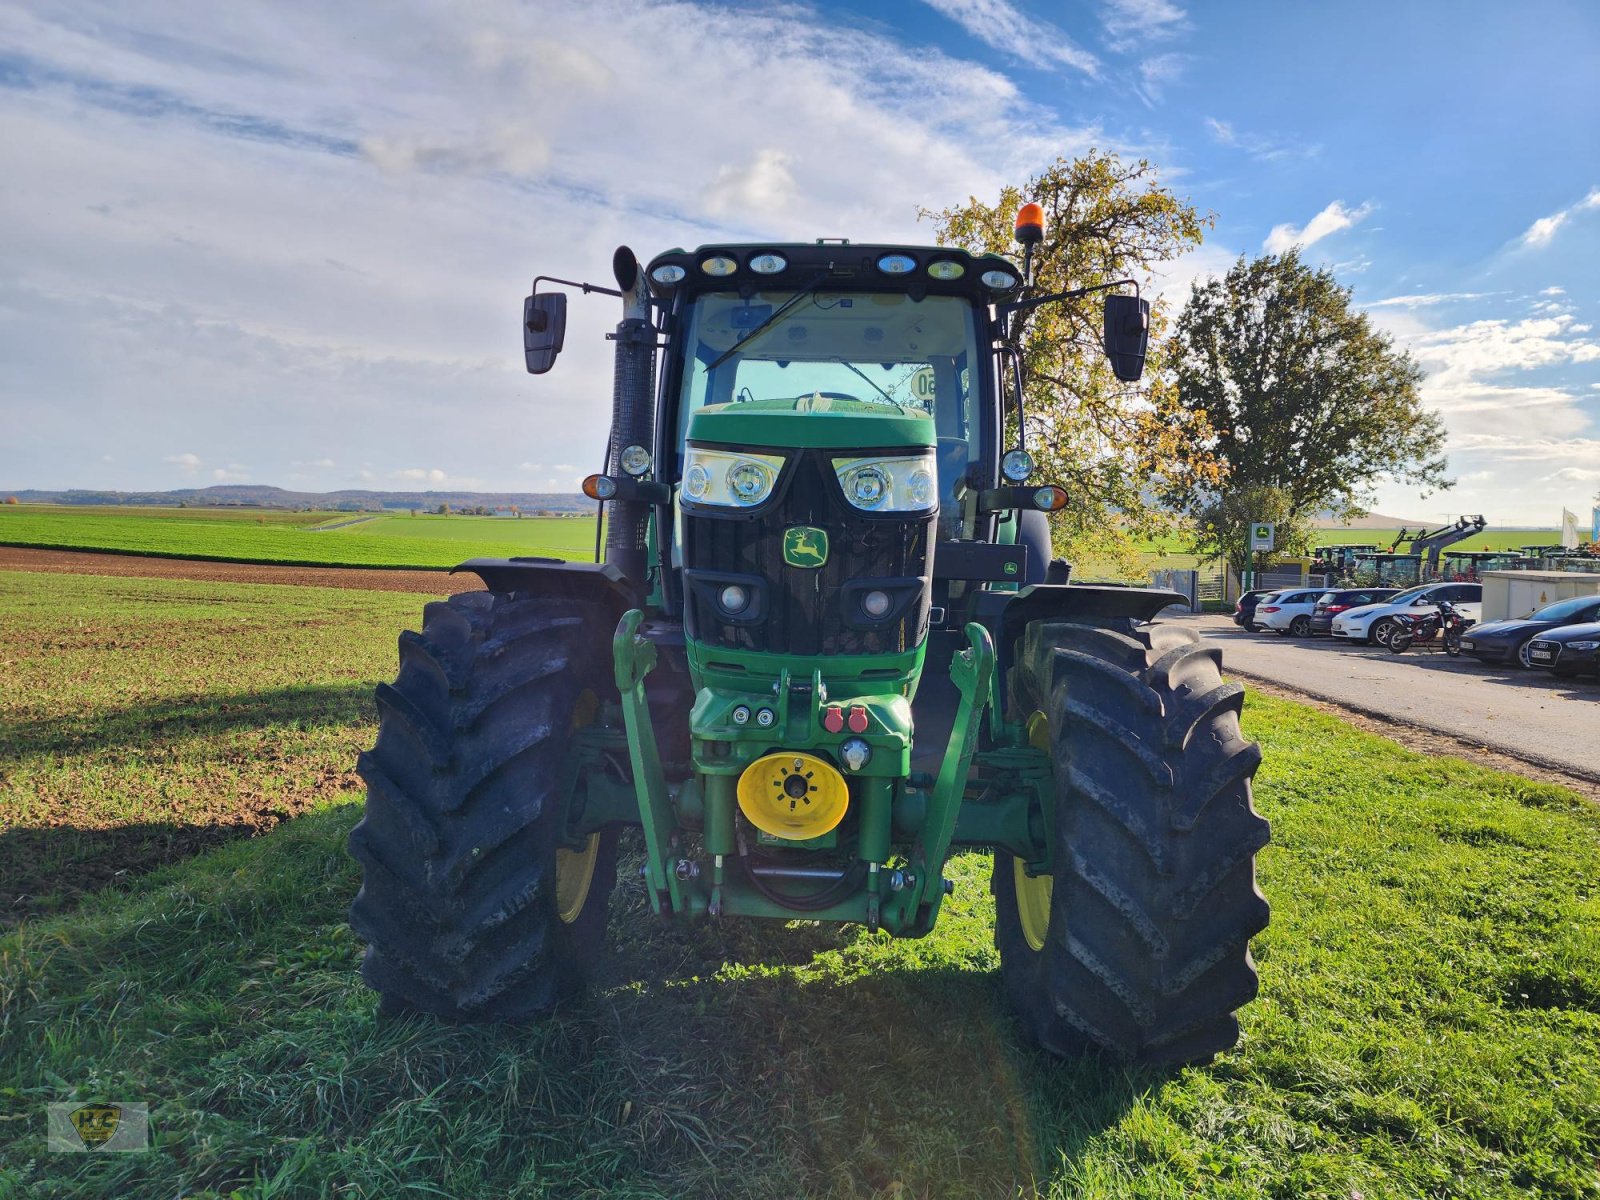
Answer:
xmin=451 ymin=556 xmax=640 ymax=623
xmin=972 ymin=582 xmax=1188 ymax=691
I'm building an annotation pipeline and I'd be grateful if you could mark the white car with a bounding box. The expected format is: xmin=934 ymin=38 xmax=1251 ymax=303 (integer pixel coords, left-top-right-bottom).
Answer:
xmin=1330 ymin=582 xmax=1483 ymax=646
xmin=1255 ymin=588 xmax=1329 ymax=636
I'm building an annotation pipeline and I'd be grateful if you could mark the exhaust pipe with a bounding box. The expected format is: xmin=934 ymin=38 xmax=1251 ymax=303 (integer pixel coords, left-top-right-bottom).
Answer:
xmin=605 ymin=246 xmax=656 ymax=588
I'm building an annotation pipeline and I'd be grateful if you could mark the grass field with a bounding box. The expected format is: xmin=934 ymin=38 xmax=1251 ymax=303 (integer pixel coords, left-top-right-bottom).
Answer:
xmin=2 ymin=568 xmax=1597 ymax=1196
xmin=0 ymin=506 xmax=599 ymax=569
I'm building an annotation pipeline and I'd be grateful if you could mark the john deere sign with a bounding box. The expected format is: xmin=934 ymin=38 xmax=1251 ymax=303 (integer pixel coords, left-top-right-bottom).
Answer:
xmin=1249 ymin=523 xmax=1275 ymax=552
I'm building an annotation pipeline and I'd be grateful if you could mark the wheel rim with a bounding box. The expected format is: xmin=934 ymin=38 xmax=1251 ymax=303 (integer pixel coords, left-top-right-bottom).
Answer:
xmin=556 ymin=689 xmax=601 ymax=924
xmin=1015 ymin=710 xmax=1054 ymax=952
xmin=556 ymin=835 xmax=600 ymax=924
xmin=1374 ymin=620 xmax=1394 ymax=645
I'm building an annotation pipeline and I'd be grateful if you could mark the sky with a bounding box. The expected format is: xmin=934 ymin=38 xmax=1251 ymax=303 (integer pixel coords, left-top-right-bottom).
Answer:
xmin=1 ymin=0 xmax=1597 ymax=525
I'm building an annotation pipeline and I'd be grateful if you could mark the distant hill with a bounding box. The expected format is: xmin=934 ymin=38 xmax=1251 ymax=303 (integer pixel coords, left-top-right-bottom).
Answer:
xmin=2 ymin=484 xmax=594 ymax=515
xmin=1312 ymin=511 xmax=1428 ymax=529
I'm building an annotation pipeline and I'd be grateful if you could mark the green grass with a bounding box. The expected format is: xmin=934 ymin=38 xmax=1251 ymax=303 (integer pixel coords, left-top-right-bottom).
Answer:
xmin=1 ymin=570 xmax=1597 ymax=1196
xmin=0 ymin=506 xmax=598 ymax=568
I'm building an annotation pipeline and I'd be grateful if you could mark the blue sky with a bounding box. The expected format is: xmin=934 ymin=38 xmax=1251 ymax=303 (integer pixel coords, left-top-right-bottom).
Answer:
xmin=2 ymin=0 xmax=1596 ymax=524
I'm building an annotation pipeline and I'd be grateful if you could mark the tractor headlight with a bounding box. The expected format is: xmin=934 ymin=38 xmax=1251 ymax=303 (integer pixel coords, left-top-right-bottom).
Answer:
xmin=680 ymin=447 xmax=785 ymax=507
xmin=833 ymin=453 xmax=937 ymax=513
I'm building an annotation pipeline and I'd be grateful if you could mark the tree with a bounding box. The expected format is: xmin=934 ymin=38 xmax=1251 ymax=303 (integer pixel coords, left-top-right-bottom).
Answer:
xmin=1165 ymin=250 xmax=1449 ymax=577
xmin=922 ymin=152 xmax=1223 ymax=571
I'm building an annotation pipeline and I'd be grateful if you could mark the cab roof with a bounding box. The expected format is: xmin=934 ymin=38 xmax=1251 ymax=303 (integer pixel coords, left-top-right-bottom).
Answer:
xmin=644 ymin=241 xmax=1023 ymax=303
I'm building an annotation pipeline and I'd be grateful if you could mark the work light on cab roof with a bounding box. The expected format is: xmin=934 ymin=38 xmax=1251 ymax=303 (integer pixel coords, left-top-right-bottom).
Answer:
xmin=350 ymin=211 xmax=1267 ymax=1072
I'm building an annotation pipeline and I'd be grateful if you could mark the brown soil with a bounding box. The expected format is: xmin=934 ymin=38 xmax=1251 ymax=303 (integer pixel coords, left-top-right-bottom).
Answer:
xmin=0 ymin=545 xmax=485 ymax=594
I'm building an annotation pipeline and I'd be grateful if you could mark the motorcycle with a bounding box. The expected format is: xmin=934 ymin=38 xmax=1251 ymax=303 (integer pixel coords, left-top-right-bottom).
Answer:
xmin=1389 ymin=598 xmax=1475 ymax=655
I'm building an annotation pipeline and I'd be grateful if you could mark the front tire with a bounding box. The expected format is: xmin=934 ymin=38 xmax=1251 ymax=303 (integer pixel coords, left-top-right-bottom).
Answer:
xmin=1289 ymin=615 xmax=1311 ymax=638
xmin=1371 ymin=618 xmax=1400 ymax=647
xmin=348 ymin=591 xmax=617 ymax=1021
xmin=993 ymin=618 xmax=1269 ymax=1065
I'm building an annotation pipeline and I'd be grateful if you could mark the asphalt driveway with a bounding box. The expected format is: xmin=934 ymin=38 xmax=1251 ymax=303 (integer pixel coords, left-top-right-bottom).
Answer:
xmin=1163 ymin=612 xmax=1600 ymax=784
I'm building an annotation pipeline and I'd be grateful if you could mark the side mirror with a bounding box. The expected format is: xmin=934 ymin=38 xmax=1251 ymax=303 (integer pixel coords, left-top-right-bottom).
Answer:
xmin=1103 ymin=293 xmax=1150 ymax=383
xmin=523 ymin=292 xmax=567 ymax=374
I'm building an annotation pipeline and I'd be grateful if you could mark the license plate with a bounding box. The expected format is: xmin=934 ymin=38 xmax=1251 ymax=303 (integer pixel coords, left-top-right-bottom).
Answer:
xmin=1460 ymin=640 xmax=1474 ymax=649
xmin=1530 ymin=648 xmax=1553 ymax=661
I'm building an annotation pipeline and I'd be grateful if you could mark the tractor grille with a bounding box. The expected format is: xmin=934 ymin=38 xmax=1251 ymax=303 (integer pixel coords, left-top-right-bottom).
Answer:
xmin=682 ymin=448 xmax=935 ymax=657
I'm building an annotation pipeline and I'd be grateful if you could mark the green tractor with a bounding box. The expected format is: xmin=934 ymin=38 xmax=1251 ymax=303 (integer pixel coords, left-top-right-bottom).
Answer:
xmin=348 ymin=209 xmax=1269 ymax=1064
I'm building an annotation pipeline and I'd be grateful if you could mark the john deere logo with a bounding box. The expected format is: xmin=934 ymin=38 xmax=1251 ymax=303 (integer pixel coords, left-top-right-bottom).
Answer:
xmin=783 ymin=526 xmax=829 ymax=568
xmin=69 ymin=1104 xmax=120 ymax=1148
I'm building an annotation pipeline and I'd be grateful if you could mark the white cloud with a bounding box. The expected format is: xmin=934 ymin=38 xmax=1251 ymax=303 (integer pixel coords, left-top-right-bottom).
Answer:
xmin=1541 ymin=286 xmax=1567 ymax=296
xmin=163 ymin=452 xmax=201 ymax=474
xmin=212 ymin=464 xmax=249 ymax=482
xmin=0 ymin=0 xmax=1111 ymax=491
xmin=1101 ymin=0 xmax=1187 ymax=50
xmin=552 ymin=463 xmax=575 ymax=472
xmin=1365 ymin=292 xmax=1488 ymax=309
xmin=519 ymin=462 xmax=544 ymax=472
xmin=394 ymin=467 xmax=448 ymax=484
xmin=1263 ymin=200 xmax=1374 ymax=254
xmin=1202 ymin=117 xmax=1311 ymax=162
xmin=1518 ymin=186 xmax=1600 ymax=248
xmin=1135 ymin=53 xmax=1186 ymax=103
xmin=919 ymin=0 xmax=1099 ymax=74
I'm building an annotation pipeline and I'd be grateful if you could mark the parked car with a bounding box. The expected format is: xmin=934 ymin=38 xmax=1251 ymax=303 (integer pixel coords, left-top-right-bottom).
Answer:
xmin=1232 ymin=589 xmax=1280 ymax=632
xmin=1459 ymin=594 xmax=1600 ymax=667
xmin=1524 ymin=621 xmax=1600 ymax=680
xmin=1330 ymin=582 xmax=1483 ymax=646
xmin=1308 ymin=588 xmax=1401 ymax=637
xmin=1256 ymin=588 xmax=1331 ymax=636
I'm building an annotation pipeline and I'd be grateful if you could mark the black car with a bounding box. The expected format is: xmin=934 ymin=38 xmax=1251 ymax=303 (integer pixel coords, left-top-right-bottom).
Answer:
xmin=1524 ymin=620 xmax=1600 ymax=679
xmin=1232 ymin=589 xmax=1280 ymax=631
xmin=1307 ymin=588 xmax=1400 ymax=636
xmin=1459 ymin=594 xmax=1600 ymax=667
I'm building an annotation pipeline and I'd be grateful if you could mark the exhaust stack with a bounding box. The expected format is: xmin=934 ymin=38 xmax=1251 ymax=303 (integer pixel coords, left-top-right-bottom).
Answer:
xmin=605 ymin=246 xmax=656 ymax=588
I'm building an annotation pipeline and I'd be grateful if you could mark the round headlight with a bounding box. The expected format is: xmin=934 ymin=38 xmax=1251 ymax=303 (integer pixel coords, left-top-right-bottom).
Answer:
xmin=620 ymin=445 xmax=652 ymax=477
xmin=905 ymin=468 xmax=934 ymax=508
xmin=980 ymin=269 xmax=1019 ymax=290
xmin=876 ymin=254 xmax=916 ymax=274
xmin=749 ymin=253 xmax=787 ymax=274
xmin=683 ymin=463 xmax=712 ymax=500
xmin=848 ymin=465 xmax=889 ymax=508
xmin=727 ymin=461 xmax=774 ymax=504
xmin=755 ymin=708 xmax=776 ymax=728
xmin=731 ymin=704 xmax=751 ymax=725
xmin=1002 ymin=449 xmax=1034 ymax=481
xmin=861 ymin=589 xmax=892 ymax=618
xmin=926 ymin=260 xmax=965 ymax=280
xmin=719 ymin=584 xmax=749 ymax=614
xmin=700 ymin=255 xmax=738 ymax=276
xmin=650 ymin=263 xmax=686 ymax=285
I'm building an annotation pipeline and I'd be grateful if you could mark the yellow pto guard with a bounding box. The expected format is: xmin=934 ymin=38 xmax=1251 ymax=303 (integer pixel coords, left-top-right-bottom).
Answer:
xmin=736 ymin=751 xmax=849 ymax=840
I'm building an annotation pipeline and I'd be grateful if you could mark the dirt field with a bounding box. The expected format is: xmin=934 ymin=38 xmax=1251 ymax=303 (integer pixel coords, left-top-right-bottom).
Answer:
xmin=0 ymin=545 xmax=484 ymax=593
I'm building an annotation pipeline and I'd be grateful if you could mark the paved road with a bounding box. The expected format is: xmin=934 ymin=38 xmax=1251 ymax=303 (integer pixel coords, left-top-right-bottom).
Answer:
xmin=1162 ymin=612 xmax=1600 ymax=783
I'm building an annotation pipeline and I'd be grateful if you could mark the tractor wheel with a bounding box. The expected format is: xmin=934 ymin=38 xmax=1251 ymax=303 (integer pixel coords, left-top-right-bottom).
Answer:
xmin=348 ymin=590 xmax=617 ymax=1021
xmin=993 ymin=618 xmax=1269 ymax=1065
xmin=1289 ymin=615 xmax=1311 ymax=638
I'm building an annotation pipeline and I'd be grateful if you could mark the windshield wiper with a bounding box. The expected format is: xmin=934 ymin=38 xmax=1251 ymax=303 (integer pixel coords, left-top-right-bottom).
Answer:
xmin=833 ymin=358 xmax=898 ymax=405
xmin=707 ymin=273 xmax=829 ymax=371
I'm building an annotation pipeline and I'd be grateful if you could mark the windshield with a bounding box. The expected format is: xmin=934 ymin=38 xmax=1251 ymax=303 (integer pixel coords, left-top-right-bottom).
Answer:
xmin=677 ymin=291 xmax=981 ymax=536
xmin=1531 ymin=596 xmax=1599 ymax=621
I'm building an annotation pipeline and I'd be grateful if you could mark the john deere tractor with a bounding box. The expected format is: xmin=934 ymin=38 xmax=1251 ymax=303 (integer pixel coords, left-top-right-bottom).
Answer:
xmin=348 ymin=208 xmax=1269 ymax=1064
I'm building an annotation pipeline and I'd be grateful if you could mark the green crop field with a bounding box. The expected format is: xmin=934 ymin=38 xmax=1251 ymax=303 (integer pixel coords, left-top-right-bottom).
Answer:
xmin=0 ymin=505 xmax=599 ymax=569
xmin=2 ymin=567 xmax=1597 ymax=1197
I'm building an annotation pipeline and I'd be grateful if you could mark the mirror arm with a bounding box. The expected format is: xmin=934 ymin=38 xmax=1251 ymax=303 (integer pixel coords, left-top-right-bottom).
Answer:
xmin=996 ymin=277 xmax=1140 ymax=324
xmin=531 ymin=274 xmax=624 ymax=308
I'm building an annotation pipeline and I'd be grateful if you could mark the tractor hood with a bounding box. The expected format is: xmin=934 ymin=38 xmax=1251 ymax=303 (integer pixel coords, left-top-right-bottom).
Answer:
xmin=687 ymin=396 xmax=934 ymax=452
